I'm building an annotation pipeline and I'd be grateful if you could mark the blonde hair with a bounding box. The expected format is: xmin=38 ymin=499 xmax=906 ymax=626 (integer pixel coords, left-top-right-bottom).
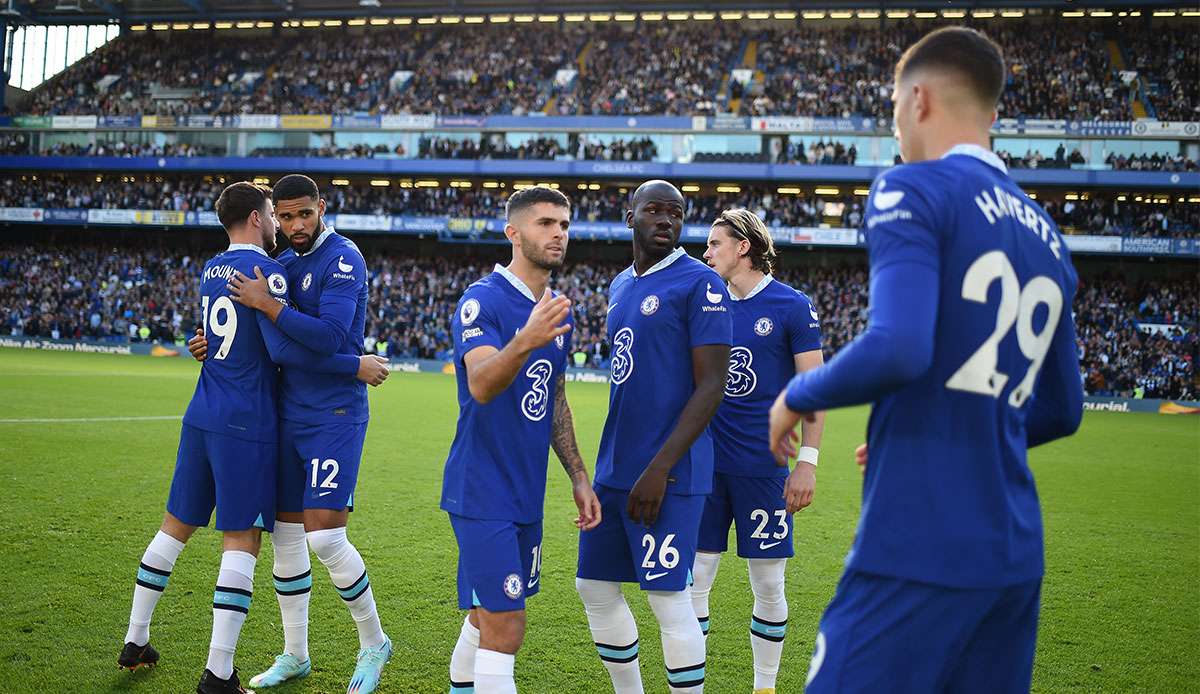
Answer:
xmin=712 ymin=208 xmax=777 ymax=274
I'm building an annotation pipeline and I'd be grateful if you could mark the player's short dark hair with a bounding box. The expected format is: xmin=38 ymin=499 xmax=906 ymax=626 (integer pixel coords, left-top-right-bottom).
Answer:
xmin=895 ymin=27 xmax=1006 ymax=108
xmin=713 ymin=208 xmax=777 ymax=274
xmin=215 ymin=181 xmax=272 ymax=230
xmin=505 ymin=185 xmax=570 ymax=221
xmin=272 ymin=173 xmax=320 ymax=203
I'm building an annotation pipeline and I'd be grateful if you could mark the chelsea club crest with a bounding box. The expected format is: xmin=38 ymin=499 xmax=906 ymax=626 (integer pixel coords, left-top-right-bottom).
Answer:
xmin=754 ymin=317 xmax=774 ymax=336
xmin=301 ymin=272 xmax=313 ymax=292
xmin=640 ymin=295 xmax=660 ymax=316
xmin=503 ymin=573 xmax=523 ymax=600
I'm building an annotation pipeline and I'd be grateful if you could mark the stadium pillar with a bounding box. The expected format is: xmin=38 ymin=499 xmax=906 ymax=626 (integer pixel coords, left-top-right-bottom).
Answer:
xmin=0 ymin=21 xmax=7 ymax=111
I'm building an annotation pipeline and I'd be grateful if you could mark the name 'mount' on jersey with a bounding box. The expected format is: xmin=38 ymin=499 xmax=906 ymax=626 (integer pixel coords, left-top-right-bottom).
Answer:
xmin=596 ymin=247 xmax=733 ymax=496
xmin=856 ymin=144 xmax=1080 ymax=589
xmin=183 ymin=244 xmax=290 ymax=443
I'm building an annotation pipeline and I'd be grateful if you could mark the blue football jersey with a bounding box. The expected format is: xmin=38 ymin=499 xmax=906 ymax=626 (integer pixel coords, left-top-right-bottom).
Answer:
xmin=275 ymin=228 xmax=369 ymax=425
xmin=595 ymin=248 xmax=733 ymax=495
xmin=852 ymin=145 xmax=1080 ymax=588
xmin=441 ymin=265 xmax=573 ymax=523
xmin=182 ymin=244 xmax=291 ymax=443
xmin=710 ymin=276 xmax=822 ymax=478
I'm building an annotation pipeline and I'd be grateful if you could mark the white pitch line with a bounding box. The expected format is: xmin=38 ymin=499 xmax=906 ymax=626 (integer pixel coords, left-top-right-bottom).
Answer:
xmin=0 ymin=415 xmax=182 ymax=424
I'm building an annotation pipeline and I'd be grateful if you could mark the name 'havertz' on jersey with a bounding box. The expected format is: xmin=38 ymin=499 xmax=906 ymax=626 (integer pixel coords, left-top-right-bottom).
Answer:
xmin=768 ymin=28 xmax=1084 ymax=693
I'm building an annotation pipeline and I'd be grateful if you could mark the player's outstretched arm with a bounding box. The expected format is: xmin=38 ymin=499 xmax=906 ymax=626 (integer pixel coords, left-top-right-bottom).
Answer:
xmin=463 ymin=290 xmax=571 ymax=404
xmin=1025 ymin=299 xmax=1084 ymax=447
xmin=229 ymin=265 xmax=358 ymax=356
xmin=770 ymin=261 xmax=938 ymax=463
xmin=551 ymin=372 xmax=601 ymax=530
xmin=627 ymin=343 xmax=730 ymax=526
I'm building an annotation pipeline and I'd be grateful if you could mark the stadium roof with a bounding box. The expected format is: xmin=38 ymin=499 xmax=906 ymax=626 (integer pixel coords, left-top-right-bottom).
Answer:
xmin=2 ymin=0 xmax=1194 ymax=24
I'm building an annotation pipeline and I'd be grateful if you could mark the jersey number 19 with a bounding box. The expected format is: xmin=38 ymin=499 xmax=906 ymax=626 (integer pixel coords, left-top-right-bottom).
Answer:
xmin=201 ymin=295 xmax=239 ymax=361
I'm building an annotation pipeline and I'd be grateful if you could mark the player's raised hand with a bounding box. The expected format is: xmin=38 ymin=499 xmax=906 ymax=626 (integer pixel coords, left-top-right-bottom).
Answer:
xmin=228 ymin=266 xmax=272 ymax=310
xmin=187 ymin=327 xmax=208 ymax=362
xmin=515 ymin=289 xmax=572 ymax=352
xmin=356 ymin=355 xmax=390 ymax=387
xmin=627 ymin=466 xmax=668 ymax=526
xmin=573 ymin=479 xmax=602 ymax=531
xmin=855 ymin=443 xmax=868 ymax=471
xmin=784 ymin=461 xmax=816 ymax=513
xmin=769 ymin=390 xmax=815 ymax=465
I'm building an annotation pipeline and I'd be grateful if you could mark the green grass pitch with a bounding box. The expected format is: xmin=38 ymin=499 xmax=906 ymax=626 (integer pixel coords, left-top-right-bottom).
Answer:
xmin=0 ymin=348 xmax=1196 ymax=693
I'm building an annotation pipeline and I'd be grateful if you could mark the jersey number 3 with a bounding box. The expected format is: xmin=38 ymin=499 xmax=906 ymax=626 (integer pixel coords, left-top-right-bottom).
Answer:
xmin=945 ymin=250 xmax=1064 ymax=408
xmin=200 ymin=295 xmax=238 ymax=360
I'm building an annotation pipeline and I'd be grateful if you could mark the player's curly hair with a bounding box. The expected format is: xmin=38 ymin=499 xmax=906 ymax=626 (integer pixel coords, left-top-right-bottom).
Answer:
xmin=712 ymin=208 xmax=777 ymax=274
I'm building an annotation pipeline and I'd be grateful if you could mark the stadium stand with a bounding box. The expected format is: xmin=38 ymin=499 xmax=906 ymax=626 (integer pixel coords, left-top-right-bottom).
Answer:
xmin=15 ymin=18 xmax=1197 ymax=120
xmin=0 ymin=241 xmax=1193 ymax=400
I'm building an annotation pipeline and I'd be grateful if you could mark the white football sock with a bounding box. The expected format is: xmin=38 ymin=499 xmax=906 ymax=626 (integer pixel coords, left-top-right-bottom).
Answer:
xmin=271 ymin=521 xmax=311 ymax=662
xmin=748 ymin=558 xmax=788 ymax=690
xmin=307 ymin=527 xmax=385 ymax=649
xmin=125 ymin=530 xmax=185 ymax=646
xmin=690 ymin=552 xmax=721 ymax=639
xmin=473 ymin=648 xmax=517 ymax=694
xmin=577 ymin=578 xmax=644 ymax=694
xmin=647 ymin=588 xmax=706 ymax=693
xmin=206 ymin=550 xmax=257 ymax=680
xmin=450 ymin=613 xmax=480 ymax=692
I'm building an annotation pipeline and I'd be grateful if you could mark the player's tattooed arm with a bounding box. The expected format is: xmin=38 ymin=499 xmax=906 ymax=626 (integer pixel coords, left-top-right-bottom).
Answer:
xmin=551 ymin=372 xmax=587 ymax=482
xmin=552 ymin=372 xmax=602 ymax=531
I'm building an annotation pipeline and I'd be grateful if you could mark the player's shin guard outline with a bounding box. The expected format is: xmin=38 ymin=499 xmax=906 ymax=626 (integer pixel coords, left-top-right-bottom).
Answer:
xmin=577 ymin=578 xmax=644 ymax=694
xmin=690 ymin=552 xmax=721 ymax=638
xmin=271 ymin=521 xmax=312 ymax=662
xmin=125 ymin=530 xmax=185 ymax=647
xmin=307 ymin=527 xmax=386 ymax=650
xmin=747 ymin=558 xmax=788 ymax=690
xmin=647 ymin=588 xmax=706 ymax=693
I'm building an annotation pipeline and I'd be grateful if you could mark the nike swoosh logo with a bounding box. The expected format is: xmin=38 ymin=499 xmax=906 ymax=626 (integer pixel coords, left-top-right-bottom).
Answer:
xmin=337 ymin=255 xmax=354 ymax=273
xmin=606 ymin=303 xmax=618 ymax=314
xmin=644 ymin=571 xmax=669 ymax=582
xmin=317 ymin=491 xmax=333 ymax=497
xmin=809 ymin=307 xmax=819 ymax=321
xmin=759 ymin=541 xmax=782 ymax=550
xmin=705 ymin=283 xmax=723 ymax=303
xmin=528 ymin=577 xmax=539 ymax=588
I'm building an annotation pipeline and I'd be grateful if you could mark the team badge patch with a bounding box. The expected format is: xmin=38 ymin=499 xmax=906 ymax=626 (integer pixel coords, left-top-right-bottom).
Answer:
xmin=461 ymin=298 xmax=481 ymax=326
xmin=503 ymin=573 xmax=524 ymax=600
xmin=640 ymin=295 xmax=660 ymax=316
xmin=301 ymin=272 xmax=313 ymax=292
xmin=267 ymin=273 xmax=288 ymax=295
xmin=754 ymin=317 xmax=773 ymax=336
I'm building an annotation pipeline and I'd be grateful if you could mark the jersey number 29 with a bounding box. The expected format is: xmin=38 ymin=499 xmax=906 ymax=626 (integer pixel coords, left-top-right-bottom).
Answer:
xmin=945 ymin=251 xmax=1064 ymax=408
xmin=200 ymin=295 xmax=238 ymax=360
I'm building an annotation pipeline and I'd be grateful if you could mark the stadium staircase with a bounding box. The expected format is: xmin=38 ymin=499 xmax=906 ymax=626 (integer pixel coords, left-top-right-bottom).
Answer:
xmin=717 ymin=35 xmax=751 ymax=112
xmin=544 ymin=36 xmax=594 ymax=114
xmin=1109 ymin=37 xmax=1152 ymax=119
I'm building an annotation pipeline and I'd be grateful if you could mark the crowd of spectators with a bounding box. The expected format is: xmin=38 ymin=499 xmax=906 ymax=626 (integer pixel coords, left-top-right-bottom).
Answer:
xmin=40 ymin=141 xmax=225 ymax=157
xmin=1105 ymin=152 xmax=1198 ymax=172
xmin=1 ymin=241 xmax=1193 ymax=399
xmin=1041 ymin=196 xmax=1200 ymax=238
xmin=1075 ymin=276 xmax=1197 ymax=400
xmin=0 ymin=175 xmax=1195 ymax=238
xmin=20 ymin=18 xmax=1194 ymax=120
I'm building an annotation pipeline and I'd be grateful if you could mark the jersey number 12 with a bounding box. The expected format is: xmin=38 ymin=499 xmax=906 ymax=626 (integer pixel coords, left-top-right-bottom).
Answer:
xmin=200 ymin=295 xmax=239 ymax=360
